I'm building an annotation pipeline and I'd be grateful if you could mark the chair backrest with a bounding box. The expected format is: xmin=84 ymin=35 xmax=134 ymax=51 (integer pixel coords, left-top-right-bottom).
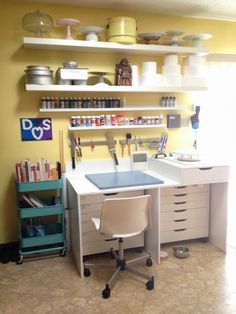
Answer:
xmin=99 ymin=195 xmax=151 ymax=237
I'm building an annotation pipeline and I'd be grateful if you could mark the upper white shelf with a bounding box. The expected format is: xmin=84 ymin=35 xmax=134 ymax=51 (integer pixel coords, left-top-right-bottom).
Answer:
xmin=23 ymin=37 xmax=209 ymax=56
xmin=26 ymin=84 xmax=207 ymax=93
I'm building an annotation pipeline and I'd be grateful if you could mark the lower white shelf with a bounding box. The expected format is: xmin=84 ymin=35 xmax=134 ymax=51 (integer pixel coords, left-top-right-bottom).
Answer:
xmin=26 ymin=84 xmax=207 ymax=93
xmin=68 ymin=124 xmax=166 ymax=131
xmin=39 ymin=106 xmax=184 ymax=112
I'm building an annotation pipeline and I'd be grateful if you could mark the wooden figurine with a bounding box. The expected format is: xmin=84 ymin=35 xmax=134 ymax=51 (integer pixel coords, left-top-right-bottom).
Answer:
xmin=115 ymin=58 xmax=132 ymax=86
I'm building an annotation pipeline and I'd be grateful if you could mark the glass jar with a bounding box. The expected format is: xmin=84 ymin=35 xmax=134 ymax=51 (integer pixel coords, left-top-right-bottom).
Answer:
xmin=117 ymin=114 xmax=125 ymax=126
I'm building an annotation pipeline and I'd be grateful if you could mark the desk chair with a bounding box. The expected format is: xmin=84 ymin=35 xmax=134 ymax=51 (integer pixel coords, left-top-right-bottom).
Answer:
xmin=84 ymin=195 xmax=154 ymax=299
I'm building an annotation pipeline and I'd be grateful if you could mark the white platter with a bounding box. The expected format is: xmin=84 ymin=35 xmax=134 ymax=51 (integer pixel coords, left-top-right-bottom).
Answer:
xmin=79 ymin=26 xmax=104 ymax=34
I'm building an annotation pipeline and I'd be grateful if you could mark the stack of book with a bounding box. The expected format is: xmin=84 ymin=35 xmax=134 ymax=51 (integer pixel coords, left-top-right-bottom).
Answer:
xmin=22 ymin=193 xmax=47 ymax=207
xmin=15 ymin=158 xmax=60 ymax=183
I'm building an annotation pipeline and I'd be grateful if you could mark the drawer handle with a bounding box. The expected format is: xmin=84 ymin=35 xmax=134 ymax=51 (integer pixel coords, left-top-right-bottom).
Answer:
xmin=104 ymin=193 xmax=118 ymax=196
xmin=174 ymin=201 xmax=187 ymax=205
xmin=174 ymin=228 xmax=187 ymax=232
xmin=198 ymin=167 xmax=213 ymax=170
xmin=174 ymin=194 xmax=187 ymax=197
xmin=174 ymin=219 xmax=187 ymax=222
xmin=175 ymin=186 xmax=187 ymax=189
xmin=174 ymin=209 xmax=187 ymax=212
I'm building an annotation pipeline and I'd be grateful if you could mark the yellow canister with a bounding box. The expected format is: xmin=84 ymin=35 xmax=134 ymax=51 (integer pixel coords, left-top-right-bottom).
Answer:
xmin=107 ymin=16 xmax=137 ymax=44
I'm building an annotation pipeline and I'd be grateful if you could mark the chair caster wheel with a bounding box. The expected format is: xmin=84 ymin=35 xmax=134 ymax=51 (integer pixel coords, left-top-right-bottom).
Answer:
xmin=84 ymin=268 xmax=91 ymax=277
xmin=146 ymin=258 xmax=152 ymax=267
xmin=146 ymin=277 xmax=154 ymax=290
xmin=102 ymin=285 xmax=111 ymax=299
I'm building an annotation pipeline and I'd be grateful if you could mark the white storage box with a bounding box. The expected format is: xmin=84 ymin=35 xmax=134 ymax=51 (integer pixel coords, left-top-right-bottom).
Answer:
xmin=57 ymin=68 xmax=88 ymax=80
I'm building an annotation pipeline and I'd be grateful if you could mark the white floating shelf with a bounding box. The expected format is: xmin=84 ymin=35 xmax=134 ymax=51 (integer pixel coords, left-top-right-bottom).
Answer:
xmin=39 ymin=106 xmax=185 ymax=112
xmin=68 ymin=124 xmax=166 ymax=131
xmin=23 ymin=37 xmax=209 ymax=56
xmin=26 ymin=84 xmax=207 ymax=93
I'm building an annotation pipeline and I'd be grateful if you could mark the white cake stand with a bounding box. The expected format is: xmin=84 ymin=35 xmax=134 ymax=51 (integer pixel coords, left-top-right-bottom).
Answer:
xmin=79 ymin=26 xmax=104 ymax=41
xmin=57 ymin=18 xmax=80 ymax=40
xmin=183 ymin=34 xmax=212 ymax=47
xmin=90 ymin=71 xmax=113 ymax=86
xmin=165 ymin=30 xmax=185 ymax=41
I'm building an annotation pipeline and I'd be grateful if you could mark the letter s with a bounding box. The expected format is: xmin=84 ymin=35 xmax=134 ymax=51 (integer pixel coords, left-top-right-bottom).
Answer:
xmin=42 ymin=119 xmax=51 ymax=130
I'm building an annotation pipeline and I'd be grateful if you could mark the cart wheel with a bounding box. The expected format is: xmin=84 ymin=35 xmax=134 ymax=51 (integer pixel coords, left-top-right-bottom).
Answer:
xmin=146 ymin=258 xmax=152 ymax=267
xmin=84 ymin=268 xmax=91 ymax=277
xmin=16 ymin=255 xmax=23 ymax=265
xmin=102 ymin=285 xmax=111 ymax=299
xmin=146 ymin=277 xmax=154 ymax=290
xmin=60 ymin=248 xmax=66 ymax=257
xmin=136 ymin=247 xmax=143 ymax=253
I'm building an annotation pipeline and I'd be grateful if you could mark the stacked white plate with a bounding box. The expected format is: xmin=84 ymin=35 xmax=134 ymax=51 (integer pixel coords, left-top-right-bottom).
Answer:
xmin=140 ymin=61 xmax=162 ymax=86
xmin=182 ymin=55 xmax=207 ymax=87
xmin=162 ymin=54 xmax=182 ymax=87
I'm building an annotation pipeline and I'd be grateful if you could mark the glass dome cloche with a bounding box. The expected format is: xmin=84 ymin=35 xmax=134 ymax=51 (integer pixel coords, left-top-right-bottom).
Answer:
xmin=22 ymin=10 xmax=54 ymax=37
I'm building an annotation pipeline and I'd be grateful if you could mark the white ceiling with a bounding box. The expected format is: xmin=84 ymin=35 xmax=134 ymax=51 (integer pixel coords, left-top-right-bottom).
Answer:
xmin=14 ymin=0 xmax=236 ymax=21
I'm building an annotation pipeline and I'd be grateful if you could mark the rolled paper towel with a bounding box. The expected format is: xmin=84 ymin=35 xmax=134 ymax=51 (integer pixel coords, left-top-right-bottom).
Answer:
xmin=142 ymin=61 xmax=157 ymax=76
xmin=164 ymin=54 xmax=178 ymax=65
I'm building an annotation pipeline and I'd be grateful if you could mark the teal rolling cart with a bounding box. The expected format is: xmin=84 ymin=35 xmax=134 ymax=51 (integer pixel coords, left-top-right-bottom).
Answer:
xmin=16 ymin=179 xmax=66 ymax=264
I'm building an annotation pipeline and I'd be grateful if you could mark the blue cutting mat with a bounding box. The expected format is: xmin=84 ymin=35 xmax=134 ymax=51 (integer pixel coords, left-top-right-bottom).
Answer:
xmin=85 ymin=170 xmax=164 ymax=190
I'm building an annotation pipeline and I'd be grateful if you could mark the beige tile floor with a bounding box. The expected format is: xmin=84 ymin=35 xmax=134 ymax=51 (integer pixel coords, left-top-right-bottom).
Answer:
xmin=1 ymin=240 xmax=236 ymax=314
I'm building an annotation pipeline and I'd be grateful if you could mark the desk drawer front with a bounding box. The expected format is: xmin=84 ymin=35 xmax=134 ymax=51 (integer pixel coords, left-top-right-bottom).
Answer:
xmin=161 ymin=192 xmax=209 ymax=205
xmin=161 ymin=206 xmax=209 ymax=221
xmin=81 ymin=203 xmax=102 ymax=214
xmin=80 ymin=190 xmax=144 ymax=205
xmin=161 ymin=215 xmax=209 ymax=232
xmin=182 ymin=166 xmax=229 ymax=185
xmin=161 ymin=197 xmax=209 ymax=212
xmin=161 ymin=226 xmax=208 ymax=244
xmin=83 ymin=234 xmax=144 ymax=256
xmin=161 ymin=184 xmax=208 ymax=196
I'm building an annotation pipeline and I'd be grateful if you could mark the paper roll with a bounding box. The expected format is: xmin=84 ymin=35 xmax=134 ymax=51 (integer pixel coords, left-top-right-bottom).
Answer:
xmin=163 ymin=74 xmax=182 ymax=87
xmin=182 ymin=75 xmax=208 ymax=87
xmin=183 ymin=65 xmax=205 ymax=76
xmin=142 ymin=61 xmax=157 ymax=75
xmin=162 ymin=64 xmax=181 ymax=74
xmin=183 ymin=55 xmax=205 ymax=65
xmin=164 ymin=54 xmax=178 ymax=65
xmin=140 ymin=74 xmax=162 ymax=86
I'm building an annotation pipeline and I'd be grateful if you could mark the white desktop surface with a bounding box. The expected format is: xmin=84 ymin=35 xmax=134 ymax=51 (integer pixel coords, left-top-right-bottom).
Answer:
xmin=65 ymin=158 xmax=180 ymax=195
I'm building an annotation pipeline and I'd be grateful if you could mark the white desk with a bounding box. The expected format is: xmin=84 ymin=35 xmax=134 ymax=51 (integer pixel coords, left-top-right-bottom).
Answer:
xmin=66 ymin=157 xmax=229 ymax=277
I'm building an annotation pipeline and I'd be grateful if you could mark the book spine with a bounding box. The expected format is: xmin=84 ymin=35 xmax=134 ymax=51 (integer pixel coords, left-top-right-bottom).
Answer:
xmin=31 ymin=164 xmax=37 ymax=182
xmin=15 ymin=162 xmax=22 ymax=182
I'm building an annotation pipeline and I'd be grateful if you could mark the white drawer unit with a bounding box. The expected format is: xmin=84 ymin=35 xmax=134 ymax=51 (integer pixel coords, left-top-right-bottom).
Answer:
xmin=180 ymin=166 xmax=229 ymax=185
xmin=81 ymin=190 xmax=144 ymax=255
xmin=149 ymin=157 xmax=230 ymax=185
xmin=160 ymin=184 xmax=209 ymax=243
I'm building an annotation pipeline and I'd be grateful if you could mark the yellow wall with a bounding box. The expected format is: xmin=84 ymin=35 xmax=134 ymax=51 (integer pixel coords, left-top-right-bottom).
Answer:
xmin=1 ymin=1 xmax=236 ymax=243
